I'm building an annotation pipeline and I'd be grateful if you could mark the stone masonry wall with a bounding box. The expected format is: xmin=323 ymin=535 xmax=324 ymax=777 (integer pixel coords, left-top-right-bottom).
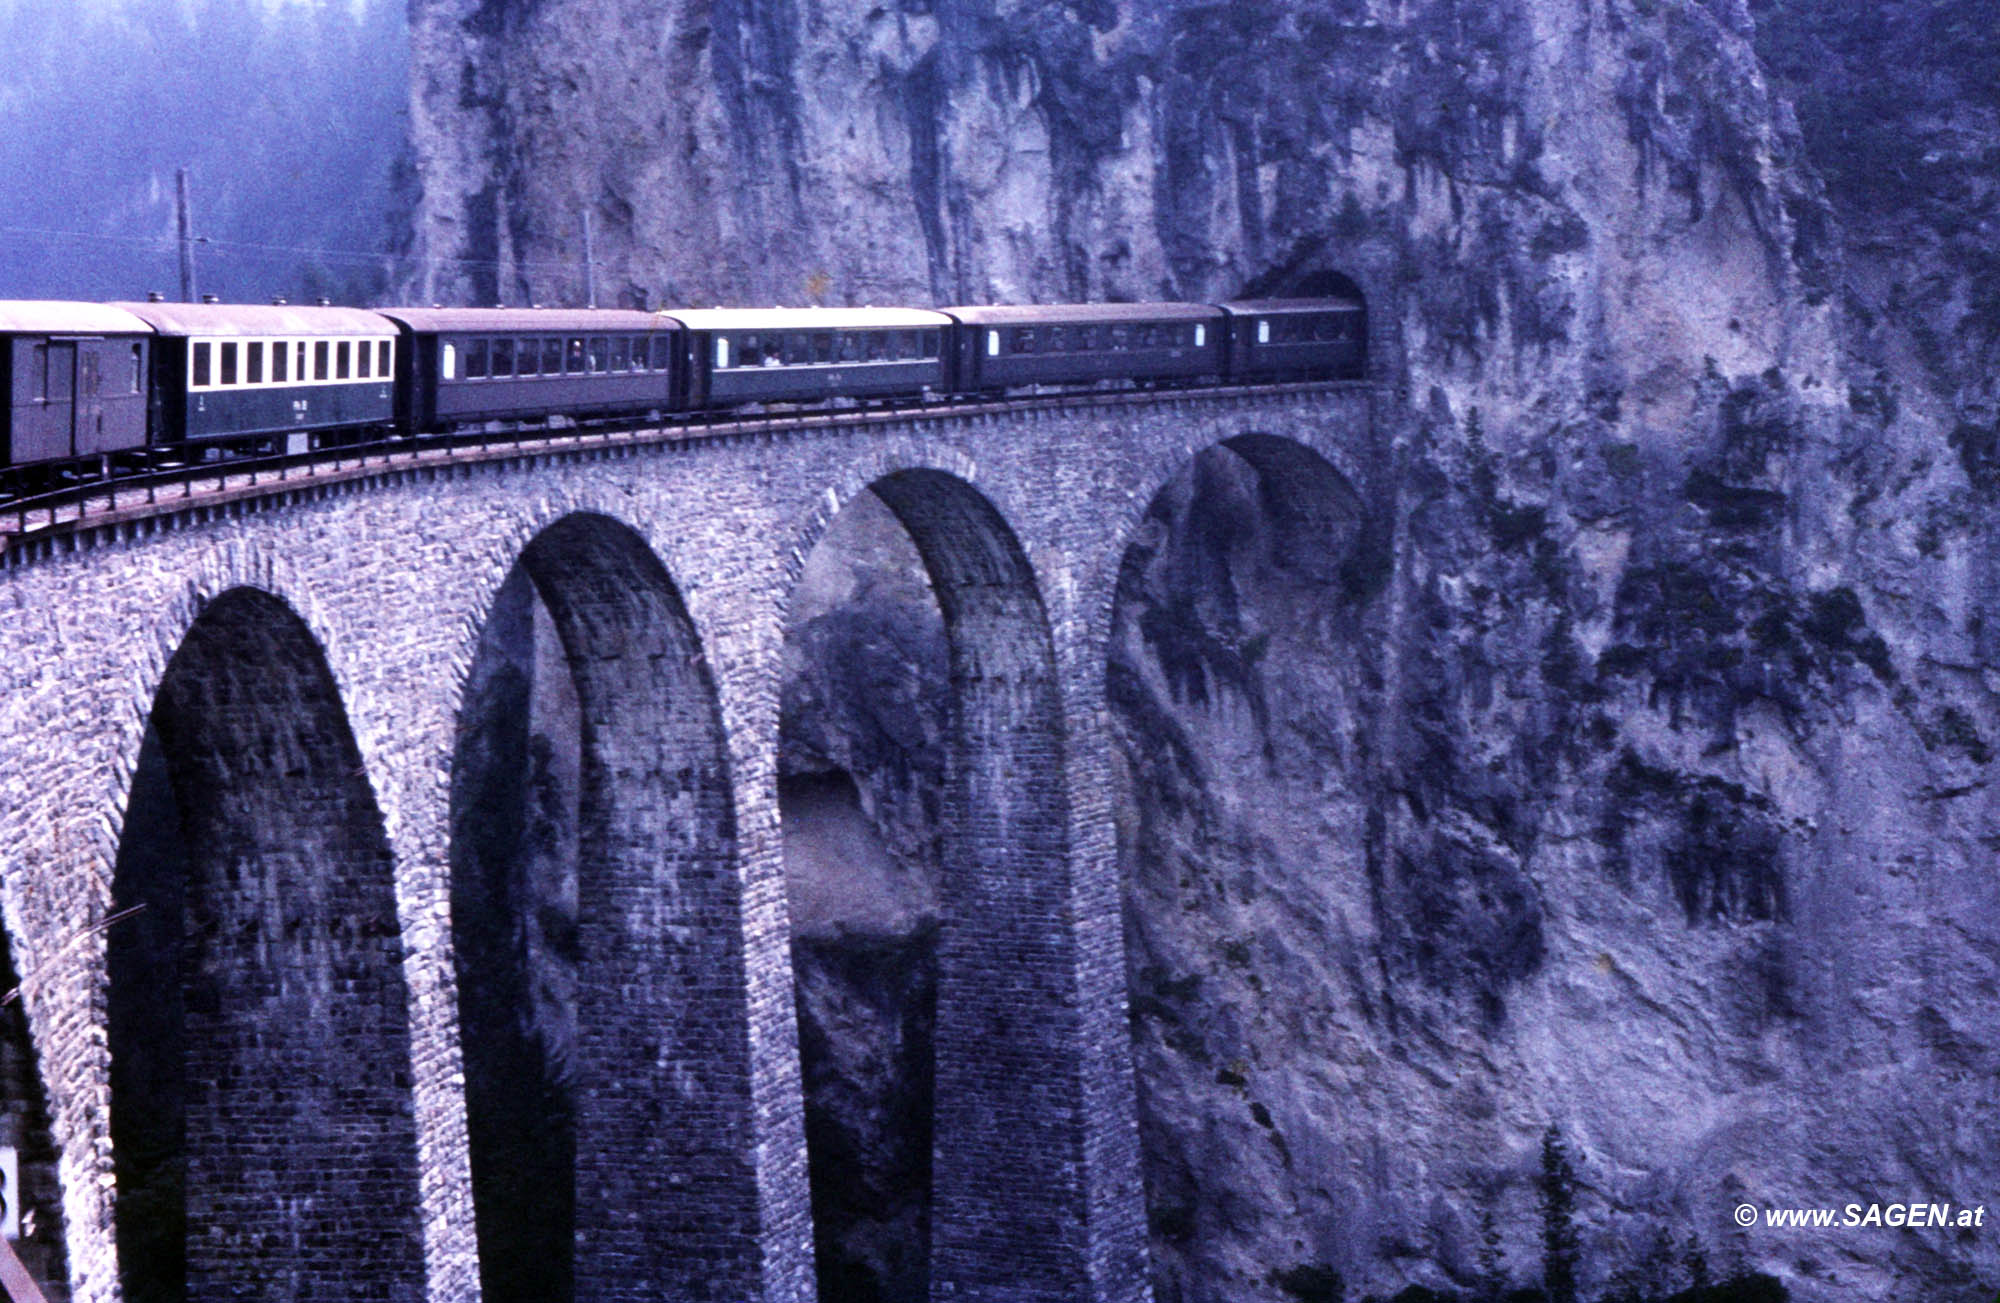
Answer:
xmin=0 ymin=381 xmax=1375 ymax=1303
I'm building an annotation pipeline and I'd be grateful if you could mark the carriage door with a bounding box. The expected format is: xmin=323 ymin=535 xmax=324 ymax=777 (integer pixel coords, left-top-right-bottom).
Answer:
xmin=76 ymin=343 xmax=107 ymax=454
xmin=45 ymin=341 xmax=77 ymax=459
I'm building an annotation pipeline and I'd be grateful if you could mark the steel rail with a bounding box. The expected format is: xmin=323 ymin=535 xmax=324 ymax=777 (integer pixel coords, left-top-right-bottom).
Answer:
xmin=0 ymin=380 xmax=1371 ymax=556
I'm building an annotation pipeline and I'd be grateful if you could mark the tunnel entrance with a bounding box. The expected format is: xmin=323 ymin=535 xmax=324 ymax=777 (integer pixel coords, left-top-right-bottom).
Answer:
xmin=106 ymin=587 xmax=425 ymax=1303
xmin=449 ymin=513 xmax=755 ymax=1303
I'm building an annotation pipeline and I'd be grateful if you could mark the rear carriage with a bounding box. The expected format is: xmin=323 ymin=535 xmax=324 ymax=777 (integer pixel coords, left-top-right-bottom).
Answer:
xmin=0 ymin=302 xmax=152 ymax=485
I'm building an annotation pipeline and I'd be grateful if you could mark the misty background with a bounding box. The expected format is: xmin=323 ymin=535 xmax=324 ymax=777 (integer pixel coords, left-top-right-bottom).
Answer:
xmin=0 ymin=0 xmax=407 ymax=305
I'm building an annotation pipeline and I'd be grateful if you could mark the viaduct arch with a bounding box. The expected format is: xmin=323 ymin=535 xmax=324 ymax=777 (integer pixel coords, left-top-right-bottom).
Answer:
xmin=0 ymin=381 xmax=1381 ymax=1303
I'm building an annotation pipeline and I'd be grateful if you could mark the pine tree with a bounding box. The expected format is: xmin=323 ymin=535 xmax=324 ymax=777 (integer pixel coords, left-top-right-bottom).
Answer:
xmin=1477 ymin=1204 xmax=1506 ymax=1301
xmin=1539 ymin=1124 xmax=1580 ymax=1303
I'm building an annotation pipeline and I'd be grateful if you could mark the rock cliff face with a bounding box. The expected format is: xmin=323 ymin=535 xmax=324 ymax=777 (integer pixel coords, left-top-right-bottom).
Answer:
xmin=409 ymin=1 xmax=2000 ymax=1300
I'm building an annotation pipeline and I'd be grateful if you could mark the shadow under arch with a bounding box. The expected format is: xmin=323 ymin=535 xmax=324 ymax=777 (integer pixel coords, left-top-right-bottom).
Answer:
xmin=107 ymin=586 xmax=425 ymax=1303
xmin=1105 ymin=432 xmax=1377 ymax=1296
xmin=448 ymin=511 xmax=754 ymax=1303
xmin=0 ymin=925 xmax=68 ymax=1296
xmin=788 ymin=467 xmax=1091 ymax=1301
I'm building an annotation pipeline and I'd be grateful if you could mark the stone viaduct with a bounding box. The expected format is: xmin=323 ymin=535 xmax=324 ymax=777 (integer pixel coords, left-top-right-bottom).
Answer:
xmin=0 ymin=379 xmax=1380 ymax=1303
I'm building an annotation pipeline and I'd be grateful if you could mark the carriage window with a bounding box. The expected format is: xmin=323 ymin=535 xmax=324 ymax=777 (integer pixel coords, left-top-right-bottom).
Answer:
xmin=132 ymin=342 xmax=145 ymax=391
xmin=296 ymin=342 xmax=307 ymax=380
xmin=652 ymin=336 xmax=673 ymax=370
xmin=836 ymin=333 xmax=861 ymax=363
xmin=715 ymin=336 xmax=731 ymax=368
xmin=863 ymin=332 xmax=886 ymax=361
xmin=1011 ymin=327 xmax=1036 ymax=354
xmin=1194 ymin=324 xmax=1206 ymax=347
xmin=216 ymin=342 xmax=236 ymax=386
xmin=922 ymin=330 xmax=940 ymax=358
xmin=1257 ymin=319 xmax=1271 ymax=344
xmin=610 ymin=337 xmax=631 ymax=371
xmin=336 ymin=341 xmax=352 ymax=379
xmin=356 ymin=340 xmax=372 ymax=379
xmin=441 ymin=343 xmax=457 ymax=380
xmin=188 ymin=342 xmax=207 ymax=390
xmin=516 ymin=337 xmax=539 ymax=377
xmin=986 ymin=330 xmax=1000 ymax=357
xmin=271 ymin=340 xmax=288 ymax=383
xmin=379 ymin=340 xmax=392 ymax=375
xmin=465 ymin=338 xmax=488 ymax=379
xmin=246 ymin=341 xmax=264 ymax=384
xmin=541 ymin=339 xmax=563 ymax=374
xmin=809 ymin=332 xmax=832 ymax=363
xmin=584 ymin=338 xmax=605 ymax=372
xmin=1046 ymin=326 xmax=1067 ymax=353
xmin=490 ymin=337 xmax=514 ymax=378
xmin=1110 ymin=325 xmax=1130 ymax=348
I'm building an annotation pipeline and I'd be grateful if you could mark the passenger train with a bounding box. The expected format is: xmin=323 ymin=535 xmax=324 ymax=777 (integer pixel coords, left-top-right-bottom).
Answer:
xmin=0 ymin=294 xmax=1366 ymax=498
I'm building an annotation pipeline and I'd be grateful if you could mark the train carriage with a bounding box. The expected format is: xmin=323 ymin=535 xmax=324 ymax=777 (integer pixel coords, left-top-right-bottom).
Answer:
xmin=0 ymin=302 xmax=152 ymax=475
xmin=1220 ymin=297 xmax=1367 ymax=382
xmin=378 ymin=308 xmax=678 ymax=431
xmin=663 ymin=307 xmax=951 ymax=409
xmin=114 ymin=301 xmax=398 ymax=449
xmin=942 ymin=302 xmax=1227 ymax=393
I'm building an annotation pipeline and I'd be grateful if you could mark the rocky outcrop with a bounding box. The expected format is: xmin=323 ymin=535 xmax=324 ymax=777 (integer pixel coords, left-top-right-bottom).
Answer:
xmin=408 ymin=1 xmax=2000 ymax=1300
xmin=780 ymin=492 xmax=946 ymax=1303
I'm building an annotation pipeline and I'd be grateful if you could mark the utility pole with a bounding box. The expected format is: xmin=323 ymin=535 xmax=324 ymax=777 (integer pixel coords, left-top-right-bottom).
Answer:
xmin=580 ymin=208 xmax=596 ymax=309
xmin=176 ymin=168 xmax=197 ymax=304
